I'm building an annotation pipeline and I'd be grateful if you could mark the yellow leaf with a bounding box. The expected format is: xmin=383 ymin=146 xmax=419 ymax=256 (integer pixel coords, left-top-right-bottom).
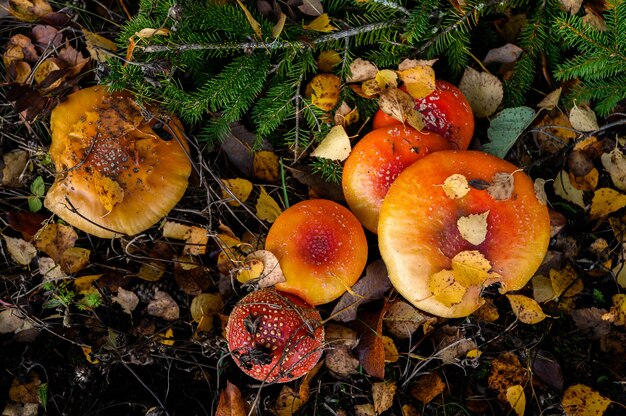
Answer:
xmin=274 ymin=361 xmax=323 ymax=416
xmin=135 ymin=28 xmax=170 ymax=38
xmin=74 ymin=274 xmax=102 ymax=293
xmin=602 ymin=294 xmax=626 ymax=326
xmin=362 ymin=78 xmax=382 ymax=96
xmin=397 ymin=65 xmax=436 ymax=99
xmin=158 ymin=328 xmax=175 ymax=346
xmin=310 ymin=125 xmax=351 ymax=161
xmin=506 ymin=385 xmax=526 ymax=416
xmin=191 ymin=293 xmax=224 ymax=332
xmin=236 ymin=257 xmax=265 ymax=283
xmin=82 ymin=346 xmax=100 ymax=364
xmin=60 ymin=247 xmax=90 ymax=274
xmin=569 ymin=168 xmax=599 ymax=191
xmin=272 ymin=12 xmax=287 ymax=38
xmin=256 ymin=186 xmax=282 ymax=223
xmin=35 ymin=223 xmax=78 ymax=263
xmin=372 ymin=381 xmax=397 ymax=415
xmin=184 ymin=226 xmax=208 ymax=256
xmin=162 ymin=220 xmax=192 ymax=240
xmin=457 ymin=211 xmax=490 ymax=246
xmin=33 ymin=58 xmax=61 ymax=87
xmin=378 ymin=87 xmax=417 ymax=125
xmin=466 ymin=349 xmax=482 ymax=358
xmin=82 ymin=28 xmax=118 ymax=62
xmin=550 ymin=264 xmax=583 ymax=298
xmin=375 ymin=69 xmax=398 ymax=90
xmin=221 ymin=178 xmax=253 ymax=207
xmin=451 ymin=250 xmax=499 ymax=288
xmin=253 ymin=151 xmax=280 ymax=182
xmin=317 ymin=50 xmax=341 ymax=72
xmin=8 ymin=0 xmax=52 ymax=21
xmin=303 ymin=13 xmax=337 ymax=32
xmin=532 ymin=274 xmax=556 ymax=303
xmin=442 ymin=174 xmax=470 ymax=199
xmin=138 ymin=262 xmax=165 ymax=281
xmin=307 ymin=73 xmax=341 ymax=112
xmin=590 ymin=188 xmax=626 ymax=218
xmin=93 ymin=172 xmax=124 ymax=212
xmin=382 ymin=336 xmax=400 ymax=363
xmin=562 ymin=384 xmax=611 ymax=416
xmin=235 ymin=0 xmax=262 ymax=38
xmin=429 ymin=269 xmax=466 ymax=306
xmin=506 ymin=294 xmax=548 ymax=324
xmin=402 ymin=404 xmax=421 ymax=416
xmin=554 ymin=170 xmax=586 ymax=209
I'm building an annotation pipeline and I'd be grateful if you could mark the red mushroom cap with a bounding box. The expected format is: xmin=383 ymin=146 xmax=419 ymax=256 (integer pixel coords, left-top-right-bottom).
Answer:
xmin=226 ymin=288 xmax=324 ymax=383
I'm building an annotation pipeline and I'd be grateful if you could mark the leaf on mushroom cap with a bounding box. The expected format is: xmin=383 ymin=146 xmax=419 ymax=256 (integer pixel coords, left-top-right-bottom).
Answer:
xmin=44 ymin=86 xmax=191 ymax=238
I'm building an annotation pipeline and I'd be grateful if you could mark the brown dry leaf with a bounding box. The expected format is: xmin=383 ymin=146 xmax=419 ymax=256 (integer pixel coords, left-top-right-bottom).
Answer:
xmin=382 ymin=336 xmax=399 ymax=363
xmin=457 ymin=211 xmax=489 ymax=246
xmin=506 ymin=385 xmax=526 ymax=416
xmin=59 ymin=247 xmax=90 ymax=274
xmin=2 ymin=149 xmax=29 ymax=187
xmin=401 ymin=404 xmax=420 ymax=416
xmin=275 ymin=361 xmax=323 ymax=415
xmin=378 ymin=88 xmax=425 ymax=130
xmin=35 ymin=222 xmax=78 ymax=262
xmin=255 ymin=186 xmax=282 ymax=223
xmin=506 ymin=294 xmax=548 ymax=324
xmin=534 ymin=178 xmax=548 ymax=205
xmin=487 ymin=172 xmax=515 ymax=200
xmin=220 ymin=122 xmax=273 ymax=177
xmin=355 ymin=304 xmax=389 ymax=379
xmin=331 ymin=260 xmax=391 ymax=322
xmin=334 ymin=102 xmax=359 ymax=127
xmin=307 ymin=73 xmax=341 ymax=111
xmin=325 ymin=323 xmax=359 ymax=348
xmin=2 ymin=235 xmax=37 ymax=266
xmin=569 ymin=104 xmax=599 ymax=132
xmin=602 ymin=294 xmax=626 ymax=326
xmin=601 ymin=148 xmax=626 ymax=192
xmin=554 ymin=170 xmax=586 ymax=209
xmin=135 ymin=28 xmax=170 ymax=38
xmin=2 ymin=403 xmax=39 ymax=416
xmin=483 ymin=43 xmax=523 ymax=65
xmin=146 ymin=289 xmax=179 ymax=321
xmin=458 ymin=67 xmax=503 ymax=118
xmin=384 ymin=301 xmax=427 ymax=339
xmin=326 ymin=346 xmax=360 ymax=378
xmin=559 ymin=0 xmax=583 ymax=14
xmin=38 ymin=257 xmax=67 ymax=281
xmin=569 ymin=168 xmax=599 ymax=191
xmin=590 ymin=188 xmax=626 ymax=218
xmin=174 ymin=255 xmax=211 ymax=295
xmin=537 ymin=88 xmax=562 ymax=110
xmin=435 ymin=328 xmax=477 ymax=364
xmin=571 ymin=307 xmax=611 ymax=340
xmin=9 ymin=372 xmax=41 ymax=404
xmin=562 ymin=384 xmax=611 ymax=416
xmin=534 ymin=112 xmax=577 ymax=153
xmin=112 ymin=287 xmax=139 ymax=315
xmin=347 ymin=58 xmax=378 ymax=83
xmin=310 ymin=125 xmax=351 ymax=161
xmin=82 ymin=28 xmax=118 ymax=62
xmin=216 ymin=381 xmax=247 ymax=416
xmin=442 ymin=174 xmax=470 ymax=199
xmin=317 ymin=50 xmax=341 ymax=73
xmin=582 ymin=7 xmax=608 ymax=31
xmin=191 ymin=293 xmax=224 ymax=332
xmin=372 ymin=382 xmax=396 ymax=414
xmin=354 ymin=404 xmax=376 ymax=416
xmin=137 ymin=261 xmax=165 ymax=282
xmin=550 ymin=264 xmax=583 ymax=299
xmin=0 ymin=308 xmax=33 ymax=334
xmin=411 ymin=372 xmax=445 ymax=404
xmin=299 ymin=0 xmax=323 ymax=16
xmin=8 ymin=0 xmax=52 ymax=21
xmin=253 ymin=150 xmax=280 ymax=182
xmin=397 ymin=65 xmax=436 ymax=99
xmin=221 ymin=179 xmax=253 ymax=207
xmin=488 ymin=352 xmax=529 ymax=402
xmin=472 ymin=298 xmax=500 ymax=321
xmin=303 ymin=13 xmax=336 ymax=32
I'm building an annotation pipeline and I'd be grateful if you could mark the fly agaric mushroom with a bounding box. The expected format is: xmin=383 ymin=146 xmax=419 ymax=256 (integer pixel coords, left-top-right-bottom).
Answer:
xmin=226 ymin=288 xmax=324 ymax=383
xmin=378 ymin=150 xmax=550 ymax=318
xmin=44 ymin=86 xmax=191 ymax=238
xmin=265 ymin=199 xmax=368 ymax=305
xmin=372 ymin=80 xmax=474 ymax=150
xmin=342 ymin=125 xmax=450 ymax=233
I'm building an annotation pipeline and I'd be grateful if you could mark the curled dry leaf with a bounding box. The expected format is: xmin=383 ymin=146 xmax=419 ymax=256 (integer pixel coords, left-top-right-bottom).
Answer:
xmin=112 ymin=287 xmax=139 ymax=315
xmin=2 ymin=235 xmax=37 ymax=266
xmin=310 ymin=125 xmax=351 ymax=161
xmin=146 ymin=289 xmax=179 ymax=321
xmin=458 ymin=67 xmax=503 ymax=118
xmin=372 ymin=381 xmax=396 ymax=415
xmin=562 ymin=384 xmax=611 ymax=416
xmin=354 ymin=404 xmax=376 ymax=416
xmin=334 ymin=102 xmax=359 ymax=127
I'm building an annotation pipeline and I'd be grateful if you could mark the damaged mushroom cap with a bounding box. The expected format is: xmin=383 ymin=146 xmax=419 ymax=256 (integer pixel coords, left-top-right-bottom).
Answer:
xmin=265 ymin=199 xmax=368 ymax=305
xmin=378 ymin=150 xmax=550 ymax=318
xmin=44 ymin=86 xmax=191 ymax=238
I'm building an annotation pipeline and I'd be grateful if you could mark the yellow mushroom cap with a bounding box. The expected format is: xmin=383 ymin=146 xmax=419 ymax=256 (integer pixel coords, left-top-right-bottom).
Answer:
xmin=44 ymin=86 xmax=191 ymax=238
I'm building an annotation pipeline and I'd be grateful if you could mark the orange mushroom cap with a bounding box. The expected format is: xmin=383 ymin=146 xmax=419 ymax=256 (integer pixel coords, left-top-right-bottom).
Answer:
xmin=372 ymin=80 xmax=475 ymax=150
xmin=265 ymin=199 xmax=368 ymax=305
xmin=342 ymin=125 xmax=450 ymax=233
xmin=44 ymin=86 xmax=191 ymax=238
xmin=378 ymin=150 xmax=550 ymax=318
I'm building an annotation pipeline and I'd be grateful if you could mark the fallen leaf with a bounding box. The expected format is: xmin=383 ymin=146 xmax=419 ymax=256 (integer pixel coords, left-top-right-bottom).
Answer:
xmin=0 ymin=308 xmax=33 ymax=334
xmin=253 ymin=150 xmax=280 ymax=182
xmin=410 ymin=372 xmax=445 ymax=404
xmin=483 ymin=43 xmax=523 ymax=65
xmin=458 ymin=67 xmax=503 ymax=118
xmin=2 ymin=235 xmax=37 ymax=266
xmin=310 ymin=125 xmax=351 ymax=161
xmin=38 ymin=257 xmax=67 ymax=282
xmin=8 ymin=0 xmax=52 ymax=21
xmin=82 ymin=28 xmax=118 ymax=62
xmin=93 ymin=172 xmax=124 ymax=213
xmin=303 ymin=13 xmax=336 ymax=32
xmin=534 ymin=112 xmax=577 ymax=153
xmin=434 ymin=326 xmax=477 ymax=364
xmin=162 ymin=220 xmax=191 ymax=240
xmin=326 ymin=346 xmax=360 ymax=378
xmin=331 ymin=260 xmax=391 ymax=322
xmin=275 ymin=361 xmax=322 ymax=415
xmin=146 ymin=290 xmax=179 ymax=321
xmin=255 ymin=186 xmax=282 ymax=223
xmin=221 ymin=179 xmax=253 ymax=207
xmin=384 ymin=301 xmax=427 ymax=339
xmin=569 ymin=168 xmax=598 ymax=191
xmin=429 ymin=269 xmax=466 ymax=306
xmin=569 ymin=104 xmax=599 ymax=132
xmin=559 ymin=0 xmax=583 ymax=15
xmin=184 ymin=226 xmax=209 ymax=256
xmin=240 ymin=250 xmax=285 ymax=288
xmin=34 ymin=222 xmax=78 ymax=263
xmin=374 ymin=69 xmax=398 ymax=91
xmin=235 ymin=0 xmax=262 ymax=38
xmin=398 ymin=58 xmax=438 ymax=71
xmin=382 ymin=336 xmax=399 ymax=363
xmin=9 ymin=372 xmax=41 ymax=404
xmin=601 ymin=148 xmax=626 ymax=192
xmin=355 ymin=304 xmax=389 ymax=379
xmin=532 ymin=350 xmax=564 ymax=393
xmin=534 ymin=178 xmax=548 ymax=205
xmin=334 ymin=102 xmax=359 ymax=127
xmin=472 ymin=298 xmax=500 ymax=321
xmin=272 ymin=12 xmax=287 ymax=38
xmin=506 ymin=294 xmax=548 ymax=324
xmin=216 ymin=381 xmax=247 ymax=416
xmin=488 ymin=352 xmax=529 ymax=402
xmin=549 ymin=264 xmax=583 ymax=299
xmin=442 ymin=174 xmax=470 ymax=199
xmin=135 ymin=28 xmax=170 ymax=38
xmin=402 ymin=404 xmax=420 ymax=416
xmin=537 ymin=88 xmax=562 ymax=110
xmin=2 ymin=149 xmax=29 ymax=187
xmin=59 ymin=247 xmax=90 ymax=274
xmin=562 ymin=384 xmax=611 ymax=416
xmin=397 ymin=65 xmax=435 ymax=99
xmin=354 ymin=404 xmax=376 ymax=416
xmin=484 ymin=106 xmax=536 ymax=158
xmin=307 ymin=73 xmax=341 ymax=111
xmin=532 ymin=274 xmax=556 ymax=303
xmin=372 ymin=381 xmax=396 ymax=414
xmin=457 ymin=211 xmax=489 ymax=246
xmin=554 ymin=170 xmax=586 ymax=209
xmin=506 ymin=385 xmax=526 ymax=416
xmin=582 ymin=7 xmax=607 ymax=31
xmin=347 ymin=58 xmax=378 ymax=82
xmin=487 ymin=172 xmax=515 ymax=200
xmin=112 ymin=287 xmax=139 ymax=315
xmin=602 ymin=294 xmax=626 ymax=326
xmin=317 ymin=50 xmax=341 ymax=73
xmin=191 ymin=293 xmax=224 ymax=332
xmin=298 ymin=0 xmax=323 ymax=16
xmin=235 ymin=257 xmax=264 ymax=284
xmin=325 ymin=323 xmax=359 ymax=348
xmin=571 ymin=307 xmax=611 ymax=340
xmin=2 ymin=403 xmax=39 ymax=416
xmin=590 ymin=188 xmax=626 ymax=218
xmin=378 ymin=88 xmax=424 ymax=130
xmin=220 ymin=122 xmax=273 ymax=177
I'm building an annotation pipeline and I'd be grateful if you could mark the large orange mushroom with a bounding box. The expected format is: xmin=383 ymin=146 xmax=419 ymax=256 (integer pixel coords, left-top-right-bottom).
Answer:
xmin=265 ymin=199 xmax=368 ymax=305
xmin=378 ymin=150 xmax=550 ymax=318
xmin=44 ymin=86 xmax=191 ymax=238
xmin=342 ymin=125 xmax=450 ymax=233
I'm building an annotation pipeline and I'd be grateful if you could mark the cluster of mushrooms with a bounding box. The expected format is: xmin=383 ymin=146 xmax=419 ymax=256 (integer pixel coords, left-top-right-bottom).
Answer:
xmin=45 ymin=82 xmax=550 ymax=384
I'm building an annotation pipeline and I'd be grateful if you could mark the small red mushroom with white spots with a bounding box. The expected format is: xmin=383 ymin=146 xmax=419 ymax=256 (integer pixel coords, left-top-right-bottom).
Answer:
xmin=225 ymin=288 xmax=325 ymax=383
